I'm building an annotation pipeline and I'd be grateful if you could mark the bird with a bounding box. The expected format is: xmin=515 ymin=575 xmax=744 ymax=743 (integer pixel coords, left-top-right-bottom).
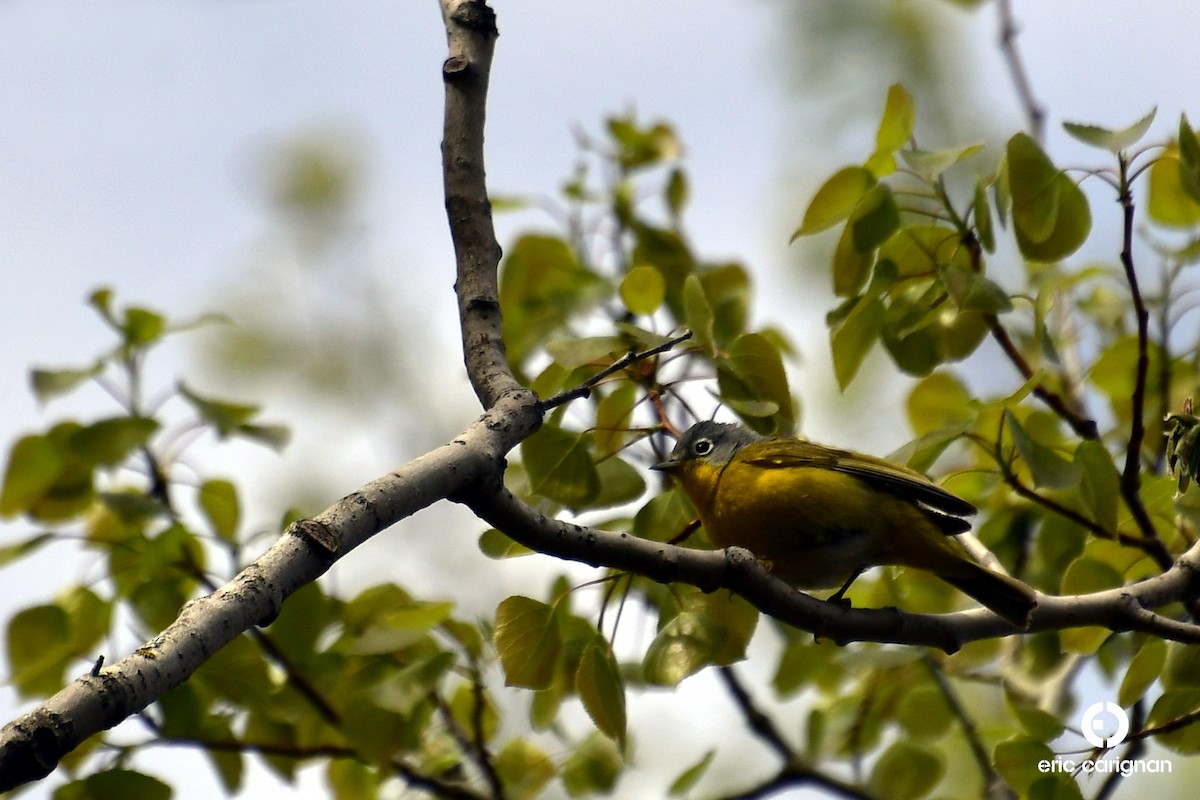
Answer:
xmin=651 ymin=420 xmax=1038 ymax=627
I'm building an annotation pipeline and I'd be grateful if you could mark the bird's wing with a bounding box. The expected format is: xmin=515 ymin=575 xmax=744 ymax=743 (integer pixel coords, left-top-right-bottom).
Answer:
xmin=739 ymin=439 xmax=977 ymax=517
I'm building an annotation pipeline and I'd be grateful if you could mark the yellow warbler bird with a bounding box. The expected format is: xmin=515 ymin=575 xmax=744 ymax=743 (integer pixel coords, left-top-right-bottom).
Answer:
xmin=652 ymin=421 xmax=1037 ymax=627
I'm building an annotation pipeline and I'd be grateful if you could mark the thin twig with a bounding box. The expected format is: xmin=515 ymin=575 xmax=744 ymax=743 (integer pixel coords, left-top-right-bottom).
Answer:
xmin=538 ymin=330 xmax=693 ymax=411
xmin=718 ymin=666 xmax=793 ymax=763
xmin=1093 ymin=700 xmax=1145 ymax=800
xmin=984 ymin=433 xmax=1172 ymax=568
xmin=984 ymin=315 xmax=1100 ymax=440
xmin=922 ymin=656 xmax=1006 ymax=795
xmin=435 ymin=690 xmax=506 ymax=800
xmin=995 ymin=0 xmax=1045 ymax=142
xmin=717 ymin=765 xmax=874 ymax=800
xmin=1116 ymin=152 xmax=1160 ymax=550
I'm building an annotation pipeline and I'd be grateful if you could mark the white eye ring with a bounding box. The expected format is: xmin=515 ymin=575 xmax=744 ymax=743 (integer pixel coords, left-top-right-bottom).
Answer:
xmin=693 ymin=438 xmax=714 ymax=456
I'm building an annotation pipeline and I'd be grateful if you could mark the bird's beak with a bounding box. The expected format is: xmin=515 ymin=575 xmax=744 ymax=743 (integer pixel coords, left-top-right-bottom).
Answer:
xmin=651 ymin=457 xmax=681 ymax=473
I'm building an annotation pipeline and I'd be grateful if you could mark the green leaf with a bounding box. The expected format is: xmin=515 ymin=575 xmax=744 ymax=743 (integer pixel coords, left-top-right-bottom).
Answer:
xmin=993 ymin=737 xmax=1059 ymax=794
xmin=494 ymin=739 xmax=556 ymax=800
xmin=607 ymin=116 xmax=679 ymax=171
xmin=1007 ymin=133 xmax=1061 ymax=243
xmin=1147 ymin=688 xmax=1200 ymax=754
xmin=60 ymin=769 xmax=172 ymax=800
xmin=369 ymin=651 xmax=455 ymax=715
xmin=1120 ymin=637 xmax=1167 ymax=707
xmin=1163 ymin=642 xmax=1200 ymax=690
xmin=619 ymin=266 xmax=666 ymax=316
xmin=478 ymin=528 xmax=535 ymax=559
xmin=683 ymin=274 xmax=715 ymax=355
xmin=1062 ymin=107 xmax=1156 ymax=153
xmin=829 ymin=295 xmax=884 ymax=390
xmin=632 ymin=488 xmax=697 ymax=544
xmin=643 ymin=610 xmax=718 ymax=687
xmin=594 ymin=384 xmax=637 ymax=457
xmin=896 ymin=685 xmax=953 ymax=739
xmin=866 ymin=741 xmax=943 ymax=800
xmin=633 ymin=225 xmax=695 ymax=317
xmin=6 ymin=603 xmax=71 ymax=697
xmin=940 ymin=267 xmax=1013 ymax=314
xmin=878 ymin=225 xmax=963 ymax=278
xmin=62 ymin=586 xmax=110 ymax=655
xmin=562 ymin=732 xmax=622 ymax=797
xmin=1007 ymin=133 xmax=1092 ymax=261
xmin=643 ymin=592 xmax=757 ymax=686
xmin=1177 ymin=114 xmax=1200 ymax=203
xmin=326 ymin=760 xmax=377 ymax=800
xmin=350 ymin=600 xmax=456 ymax=655
xmin=848 ymin=184 xmax=900 ymax=254
xmin=1075 ymin=441 xmax=1120 ymax=534
xmin=494 ymin=596 xmax=561 ymax=690
xmin=867 ymin=84 xmax=916 ymax=175
xmin=791 ymin=166 xmax=876 ymax=239
xmin=1005 ymin=687 xmax=1065 ymax=741
xmin=520 ymin=424 xmax=600 ymax=510
xmin=576 ymin=637 xmax=627 ymax=748
xmin=122 ymin=307 xmax=166 ymax=348
xmin=177 ymin=383 xmax=263 ymax=439
xmin=70 ymin=416 xmax=158 ymax=468
xmin=589 ymin=456 xmax=646 ymax=511
xmin=0 ymin=532 xmax=54 ymax=567
xmin=669 ymin=749 xmax=716 ymax=796
xmin=30 ymin=364 xmax=103 ymax=403
xmin=499 ymin=234 xmax=605 ymax=365
xmin=716 ymin=332 xmax=794 ymax=435
xmin=1007 ymin=415 xmax=1081 ymax=489
xmin=700 ymin=263 xmax=752 ymax=348
xmin=900 ymin=143 xmax=984 ymax=182
xmin=545 ymin=336 xmax=624 ymax=370
xmin=0 ymin=435 xmax=64 ymax=517
xmin=88 ymin=287 xmax=117 ymax=327
xmin=974 ymin=177 xmax=995 ymax=253
xmin=906 ymin=372 xmax=972 ymax=437
xmin=1147 ymin=152 xmax=1200 ymax=227
xmin=1027 ymin=775 xmax=1086 ymax=800
xmin=236 ymin=423 xmax=291 ymax=451
xmin=831 ymin=218 xmax=873 ymax=296
xmin=198 ymin=479 xmax=240 ymax=542
xmin=666 ymin=167 xmax=689 ymax=217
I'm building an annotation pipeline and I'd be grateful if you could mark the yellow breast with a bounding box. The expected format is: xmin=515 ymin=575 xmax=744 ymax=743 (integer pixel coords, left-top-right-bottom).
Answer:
xmin=675 ymin=454 xmax=950 ymax=588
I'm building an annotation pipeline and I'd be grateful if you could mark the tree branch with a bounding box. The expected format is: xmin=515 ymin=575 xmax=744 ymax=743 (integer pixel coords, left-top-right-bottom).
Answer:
xmin=441 ymin=0 xmax=520 ymax=410
xmin=995 ymin=0 xmax=1045 ymax=143
xmin=718 ymin=666 xmax=793 ymax=763
xmin=1116 ymin=152 xmax=1161 ymax=547
xmin=464 ymin=485 xmax=1200 ymax=652
xmin=984 ymin=314 xmax=1100 ymax=441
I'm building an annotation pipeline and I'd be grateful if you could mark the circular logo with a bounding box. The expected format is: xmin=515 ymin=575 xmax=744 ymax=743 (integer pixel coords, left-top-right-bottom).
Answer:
xmin=1081 ymin=702 xmax=1129 ymax=748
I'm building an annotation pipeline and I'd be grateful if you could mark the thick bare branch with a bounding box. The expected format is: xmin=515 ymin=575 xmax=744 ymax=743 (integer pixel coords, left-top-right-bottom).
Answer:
xmin=441 ymin=0 xmax=520 ymax=410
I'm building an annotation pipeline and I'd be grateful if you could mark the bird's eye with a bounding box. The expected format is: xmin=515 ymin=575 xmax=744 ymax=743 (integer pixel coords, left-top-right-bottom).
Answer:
xmin=693 ymin=438 xmax=714 ymax=456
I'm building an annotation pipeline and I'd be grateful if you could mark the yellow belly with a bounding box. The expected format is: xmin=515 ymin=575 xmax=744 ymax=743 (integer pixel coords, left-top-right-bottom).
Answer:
xmin=682 ymin=459 xmax=959 ymax=588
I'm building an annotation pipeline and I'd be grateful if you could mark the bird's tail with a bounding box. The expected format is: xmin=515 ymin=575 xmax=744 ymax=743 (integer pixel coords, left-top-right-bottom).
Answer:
xmin=940 ymin=562 xmax=1038 ymax=628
